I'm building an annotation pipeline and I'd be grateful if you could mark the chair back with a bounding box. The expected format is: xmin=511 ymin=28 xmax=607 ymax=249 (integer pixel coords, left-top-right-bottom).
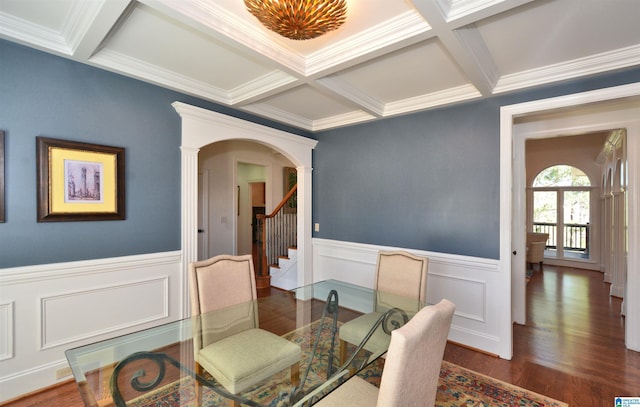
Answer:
xmin=526 ymin=232 xmax=549 ymax=263
xmin=376 ymin=299 xmax=455 ymax=407
xmin=374 ymin=251 xmax=428 ymax=312
xmin=188 ymin=254 xmax=259 ymax=352
xmin=526 ymin=232 xmax=549 ymax=245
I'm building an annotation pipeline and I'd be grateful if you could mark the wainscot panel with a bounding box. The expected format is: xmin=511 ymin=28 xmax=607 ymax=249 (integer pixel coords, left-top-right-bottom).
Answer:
xmin=0 ymin=251 xmax=183 ymax=402
xmin=0 ymin=301 xmax=14 ymax=361
xmin=312 ymin=238 xmax=504 ymax=357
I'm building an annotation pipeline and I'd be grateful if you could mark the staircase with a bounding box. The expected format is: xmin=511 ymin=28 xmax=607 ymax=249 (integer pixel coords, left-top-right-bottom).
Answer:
xmin=256 ymin=185 xmax=298 ymax=289
xmin=270 ymin=247 xmax=298 ymax=290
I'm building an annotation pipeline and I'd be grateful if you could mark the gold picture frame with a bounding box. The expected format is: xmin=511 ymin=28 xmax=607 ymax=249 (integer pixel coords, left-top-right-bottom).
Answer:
xmin=36 ymin=137 xmax=125 ymax=222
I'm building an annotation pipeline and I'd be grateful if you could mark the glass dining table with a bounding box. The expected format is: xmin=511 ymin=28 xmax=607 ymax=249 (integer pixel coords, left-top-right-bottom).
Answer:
xmin=65 ymin=279 xmax=425 ymax=407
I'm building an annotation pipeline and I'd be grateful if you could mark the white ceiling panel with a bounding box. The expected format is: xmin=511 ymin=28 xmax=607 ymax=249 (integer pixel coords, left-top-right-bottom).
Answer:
xmin=2 ymin=0 xmax=639 ymax=131
xmin=251 ymin=85 xmax=360 ymax=120
xmin=332 ymin=39 xmax=470 ymax=103
xmin=0 ymin=0 xmax=73 ymax=31
xmin=476 ymin=0 xmax=640 ymax=75
xmin=103 ymin=3 xmax=279 ymax=89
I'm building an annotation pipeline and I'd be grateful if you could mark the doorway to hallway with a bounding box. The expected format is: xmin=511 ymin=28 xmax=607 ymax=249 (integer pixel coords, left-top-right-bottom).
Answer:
xmin=503 ymin=83 xmax=640 ymax=355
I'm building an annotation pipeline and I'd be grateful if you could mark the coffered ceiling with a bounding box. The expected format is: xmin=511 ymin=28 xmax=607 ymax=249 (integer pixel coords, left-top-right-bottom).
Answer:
xmin=2 ymin=0 xmax=639 ymax=131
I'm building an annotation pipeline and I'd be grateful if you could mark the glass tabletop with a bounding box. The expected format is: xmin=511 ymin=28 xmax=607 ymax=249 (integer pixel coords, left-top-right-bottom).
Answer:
xmin=65 ymin=279 xmax=425 ymax=407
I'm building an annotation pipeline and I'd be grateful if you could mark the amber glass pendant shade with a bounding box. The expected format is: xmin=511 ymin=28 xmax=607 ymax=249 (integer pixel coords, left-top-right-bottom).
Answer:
xmin=244 ymin=0 xmax=347 ymax=40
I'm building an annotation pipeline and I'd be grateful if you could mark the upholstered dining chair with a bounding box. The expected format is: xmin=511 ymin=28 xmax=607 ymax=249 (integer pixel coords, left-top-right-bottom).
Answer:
xmin=316 ymin=299 xmax=455 ymax=407
xmin=188 ymin=254 xmax=301 ymax=407
xmin=339 ymin=251 xmax=428 ymax=365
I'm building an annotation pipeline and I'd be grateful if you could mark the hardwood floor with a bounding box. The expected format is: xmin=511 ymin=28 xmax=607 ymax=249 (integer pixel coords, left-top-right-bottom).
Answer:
xmin=5 ymin=266 xmax=639 ymax=406
xmin=445 ymin=265 xmax=640 ymax=406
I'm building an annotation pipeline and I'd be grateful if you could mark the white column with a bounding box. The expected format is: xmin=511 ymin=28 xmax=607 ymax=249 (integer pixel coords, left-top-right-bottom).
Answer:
xmin=297 ymin=165 xmax=314 ymax=287
xmin=624 ymin=123 xmax=639 ymax=351
xmin=603 ymin=193 xmax=613 ymax=283
xmin=181 ymin=146 xmax=200 ymax=317
xmin=610 ymin=189 xmax=625 ymax=297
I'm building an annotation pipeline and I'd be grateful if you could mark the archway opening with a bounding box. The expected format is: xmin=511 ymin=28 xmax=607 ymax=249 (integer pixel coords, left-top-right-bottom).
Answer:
xmin=173 ymin=102 xmax=317 ymax=315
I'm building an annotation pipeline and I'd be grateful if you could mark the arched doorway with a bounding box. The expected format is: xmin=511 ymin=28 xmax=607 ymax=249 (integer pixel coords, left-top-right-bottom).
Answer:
xmin=173 ymin=102 xmax=318 ymax=315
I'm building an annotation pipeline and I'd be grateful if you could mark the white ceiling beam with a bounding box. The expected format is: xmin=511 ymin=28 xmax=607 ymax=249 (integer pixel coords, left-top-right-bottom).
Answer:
xmin=443 ymin=0 xmax=536 ymax=28
xmin=71 ymin=0 xmax=132 ymax=60
xmin=411 ymin=0 xmax=499 ymax=96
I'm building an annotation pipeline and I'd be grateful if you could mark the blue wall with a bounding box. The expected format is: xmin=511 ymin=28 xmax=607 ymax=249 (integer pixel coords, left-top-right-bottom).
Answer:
xmin=2 ymin=39 xmax=640 ymax=267
xmin=313 ymin=68 xmax=640 ymax=259
xmin=0 ymin=40 xmax=312 ymax=268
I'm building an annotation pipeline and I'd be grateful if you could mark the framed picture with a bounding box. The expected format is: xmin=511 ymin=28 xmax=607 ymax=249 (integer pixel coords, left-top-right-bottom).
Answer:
xmin=283 ymin=166 xmax=297 ymax=195
xmin=0 ymin=131 xmax=4 ymax=223
xmin=36 ymin=137 xmax=125 ymax=222
xmin=283 ymin=166 xmax=297 ymax=212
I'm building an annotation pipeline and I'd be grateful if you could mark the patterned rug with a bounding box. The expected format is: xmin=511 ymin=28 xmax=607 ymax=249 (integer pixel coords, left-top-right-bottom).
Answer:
xmin=436 ymin=361 xmax=567 ymax=407
xmin=125 ymin=321 xmax=567 ymax=407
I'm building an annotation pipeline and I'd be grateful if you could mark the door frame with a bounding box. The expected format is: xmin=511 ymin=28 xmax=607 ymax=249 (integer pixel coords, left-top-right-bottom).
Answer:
xmin=501 ymin=82 xmax=640 ymax=352
xmin=197 ymin=170 xmax=209 ymax=261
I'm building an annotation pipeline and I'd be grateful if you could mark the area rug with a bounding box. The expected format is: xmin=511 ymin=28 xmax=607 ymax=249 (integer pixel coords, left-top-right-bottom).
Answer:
xmin=436 ymin=361 xmax=567 ymax=407
xmin=526 ymin=267 xmax=534 ymax=283
xmin=126 ymin=321 xmax=567 ymax=407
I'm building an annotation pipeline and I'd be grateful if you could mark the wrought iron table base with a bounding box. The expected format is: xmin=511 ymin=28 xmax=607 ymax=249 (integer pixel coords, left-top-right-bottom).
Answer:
xmin=109 ymin=289 xmax=408 ymax=406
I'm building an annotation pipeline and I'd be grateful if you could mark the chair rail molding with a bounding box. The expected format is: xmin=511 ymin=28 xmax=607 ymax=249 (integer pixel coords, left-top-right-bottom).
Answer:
xmin=172 ymin=102 xmax=318 ymax=317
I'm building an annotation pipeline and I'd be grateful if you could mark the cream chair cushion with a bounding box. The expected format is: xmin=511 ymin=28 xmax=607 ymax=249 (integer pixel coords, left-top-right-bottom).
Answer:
xmin=339 ymin=251 xmax=428 ymax=359
xmin=199 ymin=328 xmax=301 ymax=393
xmin=189 ymin=255 xmax=301 ymax=395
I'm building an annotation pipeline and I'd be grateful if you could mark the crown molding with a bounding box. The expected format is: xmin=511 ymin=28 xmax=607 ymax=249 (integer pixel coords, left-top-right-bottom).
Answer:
xmin=0 ymin=0 xmax=106 ymax=57
xmin=311 ymin=110 xmax=376 ymax=132
xmin=384 ymin=84 xmax=482 ymax=116
xmin=446 ymin=0 xmax=511 ymax=22
xmin=494 ymin=44 xmax=640 ymax=94
xmin=305 ymin=10 xmax=432 ymax=76
xmin=241 ymin=104 xmax=315 ymax=131
xmin=0 ymin=11 xmax=71 ymax=55
xmin=244 ymin=103 xmax=377 ymax=132
xmin=89 ymin=48 xmax=230 ymax=103
xmin=228 ymin=70 xmax=299 ymax=104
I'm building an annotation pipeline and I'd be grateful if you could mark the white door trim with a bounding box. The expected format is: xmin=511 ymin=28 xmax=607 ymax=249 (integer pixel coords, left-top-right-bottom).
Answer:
xmin=501 ymin=82 xmax=640 ymax=355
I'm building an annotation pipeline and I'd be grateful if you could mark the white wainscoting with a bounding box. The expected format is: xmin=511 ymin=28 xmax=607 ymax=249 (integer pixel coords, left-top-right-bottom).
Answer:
xmin=312 ymin=238 xmax=504 ymax=357
xmin=0 ymin=251 xmax=183 ymax=402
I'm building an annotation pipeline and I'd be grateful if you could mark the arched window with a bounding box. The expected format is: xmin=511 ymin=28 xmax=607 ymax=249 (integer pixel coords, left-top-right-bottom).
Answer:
xmin=531 ymin=165 xmax=591 ymax=261
xmin=533 ymin=165 xmax=590 ymax=187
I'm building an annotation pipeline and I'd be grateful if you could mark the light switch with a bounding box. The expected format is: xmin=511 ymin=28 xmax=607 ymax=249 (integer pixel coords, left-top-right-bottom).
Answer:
xmin=314 ymin=223 xmax=320 ymax=232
